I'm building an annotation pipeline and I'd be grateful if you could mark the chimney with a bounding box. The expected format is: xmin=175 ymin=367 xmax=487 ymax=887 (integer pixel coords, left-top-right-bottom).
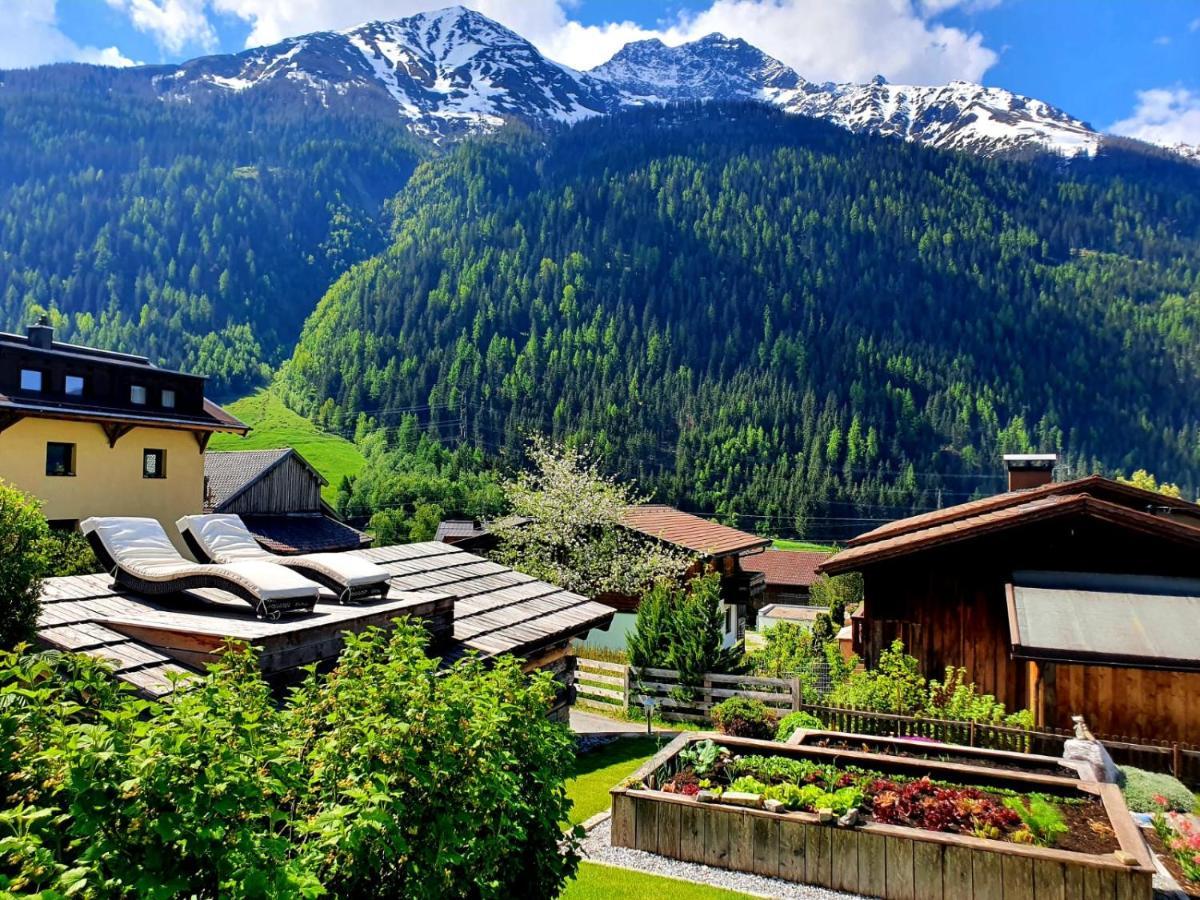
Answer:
xmin=26 ymin=314 xmax=53 ymax=349
xmin=1003 ymin=453 xmax=1057 ymax=491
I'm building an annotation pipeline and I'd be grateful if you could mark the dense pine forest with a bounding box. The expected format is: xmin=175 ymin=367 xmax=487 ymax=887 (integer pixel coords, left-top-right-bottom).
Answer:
xmin=279 ymin=105 xmax=1200 ymax=538
xmin=0 ymin=66 xmax=424 ymax=395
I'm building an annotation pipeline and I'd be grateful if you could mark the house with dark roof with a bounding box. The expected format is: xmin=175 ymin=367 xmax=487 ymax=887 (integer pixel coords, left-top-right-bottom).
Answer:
xmin=36 ymin=540 xmax=616 ymax=720
xmin=740 ymin=548 xmax=831 ymax=606
xmin=203 ymin=448 xmax=368 ymax=554
xmin=0 ymin=318 xmax=245 ymax=539
xmin=820 ymin=454 xmax=1200 ymax=742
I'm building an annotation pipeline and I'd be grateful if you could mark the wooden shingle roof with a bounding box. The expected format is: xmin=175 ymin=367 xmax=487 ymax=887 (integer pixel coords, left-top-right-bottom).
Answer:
xmin=203 ymin=448 xmax=313 ymax=511
xmin=621 ymin=505 xmax=770 ymax=557
xmin=35 ymin=542 xmax=615 ymax=697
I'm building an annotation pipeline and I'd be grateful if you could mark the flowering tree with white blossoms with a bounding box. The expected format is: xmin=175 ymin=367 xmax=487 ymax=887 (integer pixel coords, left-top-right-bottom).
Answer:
xmin=492 ymin=437 xmax=690 ymax=598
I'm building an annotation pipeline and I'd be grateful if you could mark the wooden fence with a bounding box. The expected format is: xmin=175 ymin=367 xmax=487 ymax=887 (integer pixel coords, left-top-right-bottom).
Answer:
xmin=575 ymin=657 xmax=801 ymax=723
xmin=573 ymin=657 xmax=1200 ymax=784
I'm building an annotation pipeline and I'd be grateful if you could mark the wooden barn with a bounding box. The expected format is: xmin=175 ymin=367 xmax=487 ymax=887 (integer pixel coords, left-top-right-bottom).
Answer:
xmin=203 ymin=448 xmax=368 ymax=554
xmin=820 ymin=456 xmax=1200 ymax=743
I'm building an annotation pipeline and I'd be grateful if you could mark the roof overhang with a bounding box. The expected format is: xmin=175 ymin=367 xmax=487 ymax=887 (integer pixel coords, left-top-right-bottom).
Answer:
xmin=0 ymin=399 xmax=248 ymax=435
xmin=1007 ymin=571 xmax=1200 ymax=672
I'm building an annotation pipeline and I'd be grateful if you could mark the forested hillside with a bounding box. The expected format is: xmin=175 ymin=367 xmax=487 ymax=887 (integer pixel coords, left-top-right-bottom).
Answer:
xmin=0 ymin=67 xmax=424 ymax=395
xmin=280 ymin=105 xmax=1200 ymax=538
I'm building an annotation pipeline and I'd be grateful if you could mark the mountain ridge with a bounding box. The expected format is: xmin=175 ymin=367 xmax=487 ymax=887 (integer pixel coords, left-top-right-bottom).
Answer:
xmin=7 ymin=5 xmax=1188 ymax=161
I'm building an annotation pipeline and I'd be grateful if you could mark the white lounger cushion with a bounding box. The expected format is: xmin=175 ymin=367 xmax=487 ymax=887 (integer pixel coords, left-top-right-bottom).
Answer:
xmin=177 ymin=514 xmax=390 ymax=589
xmin=82 ymin=517 xmax=321 ymax=602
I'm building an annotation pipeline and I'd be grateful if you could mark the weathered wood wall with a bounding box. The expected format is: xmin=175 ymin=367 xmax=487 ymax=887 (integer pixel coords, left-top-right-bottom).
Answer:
xmin=856 ymin=512 xmax=1200 ymax=740
xmin=1041 ymin=662 xmax=1200 ymax=743
xmin=221 ymin=455 xmax=322 ymax=514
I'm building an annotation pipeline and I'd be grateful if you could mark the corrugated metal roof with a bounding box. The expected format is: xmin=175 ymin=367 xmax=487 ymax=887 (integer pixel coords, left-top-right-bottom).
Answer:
xmin=621 ymin=505 xmax=770 ymax=556
xmin=1008 ymin=570 xmax=1200 ymax=670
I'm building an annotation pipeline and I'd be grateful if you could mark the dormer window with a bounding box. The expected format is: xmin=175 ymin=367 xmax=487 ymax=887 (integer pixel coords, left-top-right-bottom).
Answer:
xmin=65 ymin=375 xmax=85 ymax=397
xmin=161 ymin=389 xmax=175 ymax=409
xmin=130 ymin=385 xmax=147 ymax=405
xmin=20 ymin=369 xmax=42 ymax=392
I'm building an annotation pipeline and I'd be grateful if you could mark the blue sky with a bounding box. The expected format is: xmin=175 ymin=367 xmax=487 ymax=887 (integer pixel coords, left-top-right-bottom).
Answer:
xmin=7 ymin=1 xmax=1200 ymax=143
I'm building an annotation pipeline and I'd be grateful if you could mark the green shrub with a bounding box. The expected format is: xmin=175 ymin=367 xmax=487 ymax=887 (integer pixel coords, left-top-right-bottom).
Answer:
xmin=0 ymin=620 xmax=580 ymax=898
xmin=775 ymin=711 xmax=824 ymax=741
xmin=710 ymin=697 xmax=774 ymax=739
xmin=1004 ymin=796 xmax=1068 ymax=846
xmin=1120 ymin=766 xmax=1195 ymax=813
xmin=0 ymin=482 xmax=50 ymax=648
xmin=828 ymin=639 xmax=926 ymax=714
xmin=41 ymin=528 xmax=100 ymax=577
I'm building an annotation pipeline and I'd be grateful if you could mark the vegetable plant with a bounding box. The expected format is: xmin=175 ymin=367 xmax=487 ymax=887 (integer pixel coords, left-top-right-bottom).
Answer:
xmin=774 ymin=710 xmax=823 ymax=741
xmin=678 ymin=739 xmax=726 ymax=778
xmin=1004 ymin=796 xmax=1068 ymax=846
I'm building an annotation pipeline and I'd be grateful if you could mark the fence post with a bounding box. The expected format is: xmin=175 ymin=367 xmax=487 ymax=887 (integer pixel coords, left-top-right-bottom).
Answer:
xmin=622 ymin=664 xmax=631 ymax=714
xmin=969 ymin=720 xmax=977 ymax=748
xmin=703 ymin=675 xmax=713 ymax=718
xmin=1173 ymin=742 xmax=1182 ymax=780
xmin=791 ymin=676 xmax=801 ymax=712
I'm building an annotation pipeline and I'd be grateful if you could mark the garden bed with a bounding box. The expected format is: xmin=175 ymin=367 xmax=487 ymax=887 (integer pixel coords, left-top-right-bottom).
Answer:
xmin=786 ymin=728 xmax=1086 ymax=779
xmin=610 ymin=733 xmax=1154 ymax=899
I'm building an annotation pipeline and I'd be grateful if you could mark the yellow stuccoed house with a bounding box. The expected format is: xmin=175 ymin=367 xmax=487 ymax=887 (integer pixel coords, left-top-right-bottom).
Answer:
xmin=0 ymin=318 xmax=247 ymax=547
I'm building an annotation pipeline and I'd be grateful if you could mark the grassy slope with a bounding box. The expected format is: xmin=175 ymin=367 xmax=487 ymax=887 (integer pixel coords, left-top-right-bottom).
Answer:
xmin=208 ymin=390 xmax=365 ymax=503
xmin=773 ymin=538 xmax=837 ymax=553
xmin=563 ymin=862 xmax=752 ymax=899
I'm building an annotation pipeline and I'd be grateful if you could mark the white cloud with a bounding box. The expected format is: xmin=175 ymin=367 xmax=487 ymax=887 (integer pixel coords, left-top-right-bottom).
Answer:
xmin=1191 ymin=17 xmax=1200 ymax=32
xmin=0 ymin=0 xmax=136 ymax=69
xmin=1111 ymin=87 xmax=1200 ymax=147
xmin=105 ymin=0 xmax=216 ymax=53
xmin=201 ymin=0 xmax=998 ymax=85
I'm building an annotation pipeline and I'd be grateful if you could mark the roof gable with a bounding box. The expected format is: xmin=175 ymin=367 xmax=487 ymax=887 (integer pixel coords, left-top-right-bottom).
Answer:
xmin=620 ymin=505 xmax=770 ymax=556
xmin=203 ymin=448 xmax=293 ymax=510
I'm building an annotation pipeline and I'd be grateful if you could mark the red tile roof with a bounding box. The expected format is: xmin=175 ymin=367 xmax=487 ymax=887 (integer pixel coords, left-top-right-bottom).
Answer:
xmin=621 ymin=505 xmax=770 ymax=556
xmin=740 ymin=549 xmax=830 ymax=587
xmin=821 ymin=492 xmax=1200 ymax=575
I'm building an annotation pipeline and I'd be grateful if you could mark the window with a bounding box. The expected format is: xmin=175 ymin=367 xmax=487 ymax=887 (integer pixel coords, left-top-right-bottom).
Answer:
xmin=161 ymin=389 xmax=175 ymax=409
xmin=65 ymin=375 xmax=85 ymax=397
xmin=130 ymin=385 xmax=147 ymax=405
xmin=725 ymin=606 xmax=733 ymax=634
xmin=143 ymin=449 xmax=166 ymax=479
xmin=46 ymin=442 xmax=75 ymax=476
xmin=20 ymin=369 xmax=42 ymax=392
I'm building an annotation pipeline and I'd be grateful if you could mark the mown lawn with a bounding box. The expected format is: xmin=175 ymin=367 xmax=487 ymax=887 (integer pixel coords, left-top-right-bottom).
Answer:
xmin=208 ymin=390 xmax=365 ymax=503
xmin=565 ymin=736 xmax=661 ymax=826
xmin=562 ymin=862 xmax=752 ymax=899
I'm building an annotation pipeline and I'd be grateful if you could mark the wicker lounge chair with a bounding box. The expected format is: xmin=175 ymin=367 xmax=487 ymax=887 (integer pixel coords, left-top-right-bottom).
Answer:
xmin=81 ymin=516 xmax=320 ymax=620
xmin=177 ymin=514 xmax=390 ymax=603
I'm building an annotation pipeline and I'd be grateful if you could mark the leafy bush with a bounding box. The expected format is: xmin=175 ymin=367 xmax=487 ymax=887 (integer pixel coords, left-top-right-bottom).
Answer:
xmin=828 ymin=640 xmax=926 ymax=714
xmin=0 ymin=482 xmax=49 ymax=648
xmin=775 ymin=711 xmax=824 ymax=741
xmin=41 ymin=528 xmax=100 ymax=577
xmin=1120 ymin=766 xmax=1196 ymax=813
xmin=0 ymin=621 xmax=579 ymax=898
xmin=710 ymin=697 xmax=774 ymax=739
xmin=1004 ymin=796 xmax=1068 ymax=846
xmin=926 ymin=666 xmax=1033 ymax=728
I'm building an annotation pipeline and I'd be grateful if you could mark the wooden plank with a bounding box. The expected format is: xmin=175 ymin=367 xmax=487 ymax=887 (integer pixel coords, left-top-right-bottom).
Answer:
xmin=857 ymin=831 xmax=887 ymax=898
xmin=575 ymin=671 xmax=623 ymax=687
xmin=576 ymin=685 xmax=624 ymax=702
xmin=610 ymin=794 xmax=635 ymax=848
xmin=972 ymin=847 xmax=1004 ymax=900
xmin=1030 ymin=858 xmax=1066 ymax=900
xmin=656 ymin=799 xmax=681 ymax=859
xmin=912 ymin=840 xmax=944 ymax=900
xmin=831 ymin=828 xmax=859 ymax=893
xmin=634 ymin=796 xmax=658 ymax=853
xmin=778 ymin=819 xmax=806 ymax=882
xmin=1084 ymin=865 xmax=1117 ymax=900
xmin=577 ymin=659 xmax=626 ymax=673
xmin=1063 ymin=860 xmax=1085 ymax=900
xmin=703 ymin=805 xmax=731 ymax=869
xmin=1002 ymin=853 xmax=1036 ymax=900
xmin=884 ymin=833 xmax=916 ymax=900
xmin=804 ymin=824 xmax=832 ymax=888
xmin=943 ymin=845 xmax=973 ymax=899
xmin=729 ymin=811 xmax=754 ymax=873
xmin=1114 ymin=870 xmax=1147 ymax=900
xmin=677 ymin=802 xmax=705 ymax=864
xmin=751 ymin=815 xmax=778 ymax=878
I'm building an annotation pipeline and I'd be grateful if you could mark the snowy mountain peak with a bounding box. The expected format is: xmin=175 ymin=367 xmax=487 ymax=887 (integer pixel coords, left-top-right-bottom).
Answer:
xmin=145 ymin=6 xmax=1192 ymax=161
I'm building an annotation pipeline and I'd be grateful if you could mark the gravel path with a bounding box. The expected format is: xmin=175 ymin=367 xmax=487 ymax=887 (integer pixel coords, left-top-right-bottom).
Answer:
xmin=579 ymin=816 xmax=865 ymax=899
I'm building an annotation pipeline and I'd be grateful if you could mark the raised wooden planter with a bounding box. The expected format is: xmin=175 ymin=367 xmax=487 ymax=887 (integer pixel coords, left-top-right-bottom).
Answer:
xmin=610 ymin=733 xmax=1154 ymax=900
xmin=786 ymin=728 xmax=1091 ymax=780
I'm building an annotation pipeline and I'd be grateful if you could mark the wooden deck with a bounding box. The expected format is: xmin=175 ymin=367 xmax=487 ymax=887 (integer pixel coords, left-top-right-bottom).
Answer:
xmin=36 ymin=542 xmax=615 ymax=697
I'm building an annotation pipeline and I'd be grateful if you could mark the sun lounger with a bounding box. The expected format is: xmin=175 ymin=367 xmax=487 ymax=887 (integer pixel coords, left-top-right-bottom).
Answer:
xmin=176 ymin=513 xmax=390 ymax=602
xmin=81 ymin=516 xmax=320 ymax=620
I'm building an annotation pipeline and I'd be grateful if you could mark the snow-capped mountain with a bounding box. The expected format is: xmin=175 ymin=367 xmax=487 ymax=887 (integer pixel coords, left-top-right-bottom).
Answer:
xmin=138 ymin=6 xmax=1181 ymax=160
xmin=160 ymin=7 xmax=611 ymax=137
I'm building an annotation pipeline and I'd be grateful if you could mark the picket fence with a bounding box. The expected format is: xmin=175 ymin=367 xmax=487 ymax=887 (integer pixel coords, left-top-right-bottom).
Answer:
xmin=572 ymin=657 xmax=1200 ymax=785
